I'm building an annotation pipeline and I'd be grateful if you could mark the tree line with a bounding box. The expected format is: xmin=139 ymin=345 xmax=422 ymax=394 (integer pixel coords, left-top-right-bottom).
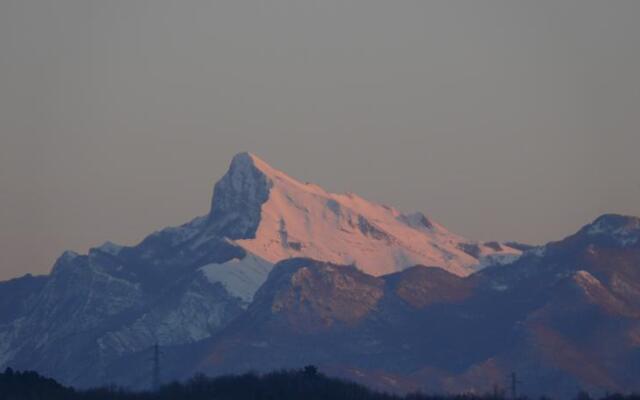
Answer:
xmin=0 ymin=367 xmax=638 ymax=400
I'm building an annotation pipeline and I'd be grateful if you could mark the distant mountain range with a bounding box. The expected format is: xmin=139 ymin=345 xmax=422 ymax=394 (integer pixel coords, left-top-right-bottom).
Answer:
xmin=1 ymin=153 xmax=638 ymax=398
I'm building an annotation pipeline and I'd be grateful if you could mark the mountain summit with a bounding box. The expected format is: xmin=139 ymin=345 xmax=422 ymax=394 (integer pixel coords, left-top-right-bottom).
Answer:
xmin=205 ymin=152 xmax=520 ymax=278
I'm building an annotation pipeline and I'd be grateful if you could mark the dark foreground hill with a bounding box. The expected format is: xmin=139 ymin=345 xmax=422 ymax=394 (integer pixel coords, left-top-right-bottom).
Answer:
xmin=1 ymin=368 xmax=639 ymax=400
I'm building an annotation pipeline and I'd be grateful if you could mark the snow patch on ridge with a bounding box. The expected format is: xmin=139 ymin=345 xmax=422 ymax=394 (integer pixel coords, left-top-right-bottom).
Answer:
xmin=97 ymin=241 xmax=123 ymax=256
xmin=478 ymin=252 xmax=521 ymax=269
xmin=200 ymin=253 xmax=273 ymax=304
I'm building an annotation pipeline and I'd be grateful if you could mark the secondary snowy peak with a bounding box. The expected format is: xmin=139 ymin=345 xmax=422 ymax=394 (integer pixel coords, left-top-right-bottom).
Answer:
xmin=581 ymin=214 xmax=640 ymax=247
xmin=208 ymin=153 xmax=521 ymax=277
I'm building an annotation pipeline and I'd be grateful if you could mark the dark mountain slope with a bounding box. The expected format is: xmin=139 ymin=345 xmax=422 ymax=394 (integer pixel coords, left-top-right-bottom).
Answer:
xmin=194 ymin=215 xmax=640 ymax=398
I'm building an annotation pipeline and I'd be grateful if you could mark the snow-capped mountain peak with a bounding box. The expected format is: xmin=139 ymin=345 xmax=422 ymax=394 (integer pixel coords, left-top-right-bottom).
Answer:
xmin=206 ymin=153 xmax=521 ymax=277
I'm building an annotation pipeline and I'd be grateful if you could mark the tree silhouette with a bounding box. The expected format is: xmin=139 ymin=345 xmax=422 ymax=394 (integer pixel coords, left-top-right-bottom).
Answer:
xmin=2 ymin=367 xmax=640 ymax=400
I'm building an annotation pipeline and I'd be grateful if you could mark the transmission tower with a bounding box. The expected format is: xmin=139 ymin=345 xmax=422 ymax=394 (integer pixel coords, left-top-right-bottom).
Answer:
xmin=151 ymin=343 xmax=162 ymax=391
xmin=510 ymin=372 xmax=522 ymax=399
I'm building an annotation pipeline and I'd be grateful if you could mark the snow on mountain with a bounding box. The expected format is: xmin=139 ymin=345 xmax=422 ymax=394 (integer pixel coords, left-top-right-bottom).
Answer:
xmin=97 ymin=241 xmax=124 ymax=256
xmin=210 ymin=152 xmax=520 ymax=277
xmin=583 ymin=214 xmax=640 ymax=247
xmin=200 ymin=253 xmax=273 ymax=305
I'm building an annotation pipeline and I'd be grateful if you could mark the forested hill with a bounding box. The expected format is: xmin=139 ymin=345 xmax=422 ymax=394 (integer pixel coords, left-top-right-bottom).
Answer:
xmin=0 ymin=367 xmax=638 ymax=400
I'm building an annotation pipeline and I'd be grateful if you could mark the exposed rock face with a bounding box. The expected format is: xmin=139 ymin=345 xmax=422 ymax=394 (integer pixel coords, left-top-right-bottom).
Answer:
xmin=257 ymin=259 xmax=385 ymax=333
xmin=208 ymin=152 xmax=273 ymax=239
xmin=386 ymin=266 xmax=473 ymax=308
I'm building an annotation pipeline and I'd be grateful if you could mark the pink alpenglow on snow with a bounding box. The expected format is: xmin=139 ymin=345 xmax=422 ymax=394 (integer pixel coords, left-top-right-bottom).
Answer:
xmin=215 ymin=152 xmax=520 ymax=278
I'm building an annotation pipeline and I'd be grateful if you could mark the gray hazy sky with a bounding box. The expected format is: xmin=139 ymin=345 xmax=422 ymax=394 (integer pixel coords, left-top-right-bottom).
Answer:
xmin=1 ymin=1 xmax=639 ymax=280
